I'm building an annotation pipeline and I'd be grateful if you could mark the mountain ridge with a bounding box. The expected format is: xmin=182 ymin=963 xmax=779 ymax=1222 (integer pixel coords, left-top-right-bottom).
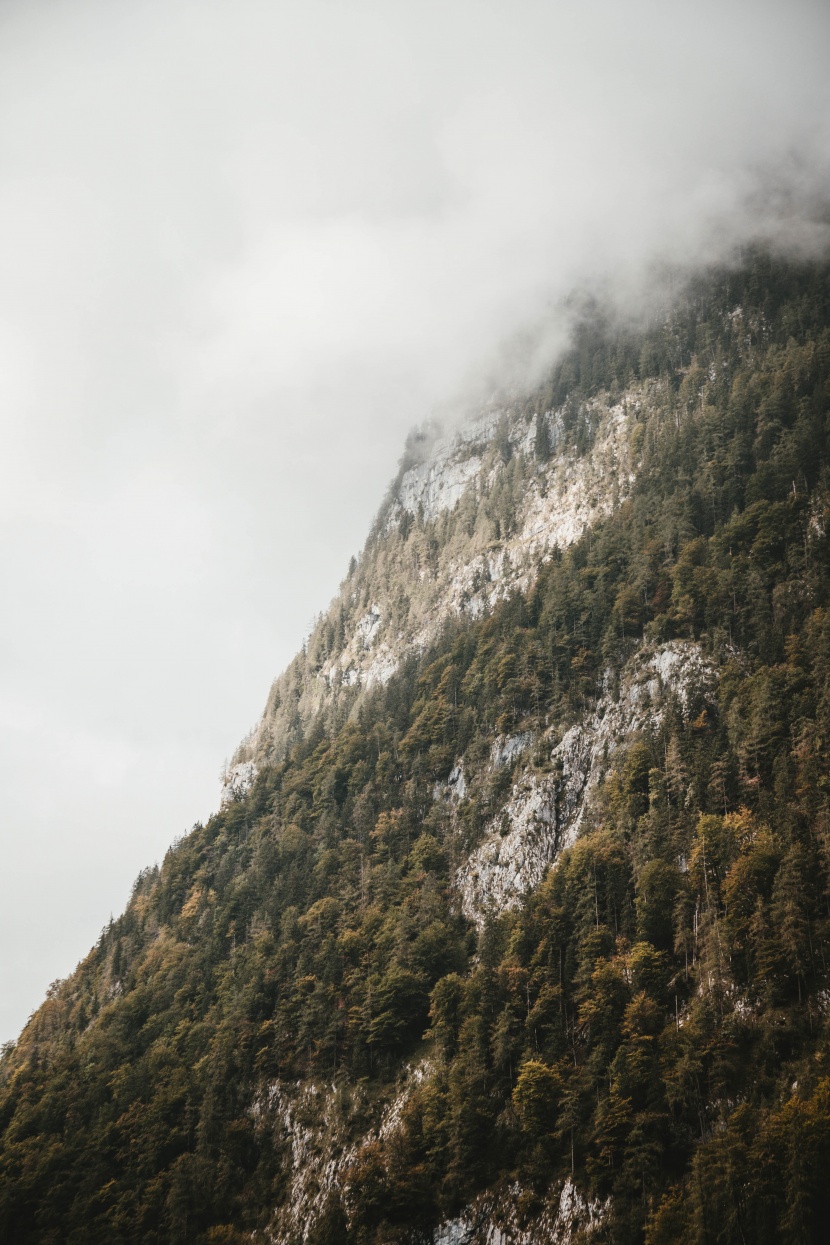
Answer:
xmin=3 ymin=248 xmax=830 ymax=1245
xmin=230 ymin=379 xmax=643 ymax=785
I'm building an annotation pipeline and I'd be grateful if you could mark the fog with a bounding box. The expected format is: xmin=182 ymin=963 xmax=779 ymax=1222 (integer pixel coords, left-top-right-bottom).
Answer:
xmin=1 ymin=0 xmax=828 ymax=1044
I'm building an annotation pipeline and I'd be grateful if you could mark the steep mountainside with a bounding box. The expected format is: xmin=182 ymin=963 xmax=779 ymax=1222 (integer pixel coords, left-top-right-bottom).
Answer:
xmin=3 ymin=251 xmax=830 ymax=1245
xmin=229 ymin=378 xmax=638 ymax=775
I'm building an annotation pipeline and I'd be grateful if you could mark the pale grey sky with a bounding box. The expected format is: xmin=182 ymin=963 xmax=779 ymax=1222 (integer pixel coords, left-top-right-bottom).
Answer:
xmin=1 ymin=0 xmax=829 ymax=1044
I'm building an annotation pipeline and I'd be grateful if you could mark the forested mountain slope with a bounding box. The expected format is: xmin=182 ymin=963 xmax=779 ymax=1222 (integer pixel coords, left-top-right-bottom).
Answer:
xmin=3 ymin=252 xmax=830 ymax=1244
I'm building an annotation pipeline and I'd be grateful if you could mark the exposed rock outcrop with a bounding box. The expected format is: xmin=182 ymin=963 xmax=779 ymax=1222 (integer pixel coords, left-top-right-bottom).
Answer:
xmin=218 ymin=759 xmax=259 ymax=807
xmin=235 ymin=383 xmax=654 ymax=766
xmin=434 ymin=1178 xmax=608 ymax=1245
xmin=457 ymin=640 xmax=718 ymax=923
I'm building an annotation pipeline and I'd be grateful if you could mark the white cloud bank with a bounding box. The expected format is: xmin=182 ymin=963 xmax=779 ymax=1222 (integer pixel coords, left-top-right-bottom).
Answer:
xmin=0 ymin=0 xmax=829 ymax=1042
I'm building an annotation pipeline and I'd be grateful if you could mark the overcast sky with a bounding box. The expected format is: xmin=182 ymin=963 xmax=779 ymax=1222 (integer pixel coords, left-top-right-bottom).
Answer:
xmin=1 ymin=0 xmax=829 ymax=1045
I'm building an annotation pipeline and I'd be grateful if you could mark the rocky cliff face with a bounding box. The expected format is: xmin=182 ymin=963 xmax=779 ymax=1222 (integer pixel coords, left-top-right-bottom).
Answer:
xmin=456 ymin=639 xmax=718 ymax=925
xmin=231 ymin=374 xmax=716 ymax=925
xmin=235 ymin=382 xmax=651 ymax=773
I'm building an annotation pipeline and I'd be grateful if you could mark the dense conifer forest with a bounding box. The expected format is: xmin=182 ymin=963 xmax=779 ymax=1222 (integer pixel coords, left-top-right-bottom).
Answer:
xmin=2 ymin=251 xmax=830 ymax=1243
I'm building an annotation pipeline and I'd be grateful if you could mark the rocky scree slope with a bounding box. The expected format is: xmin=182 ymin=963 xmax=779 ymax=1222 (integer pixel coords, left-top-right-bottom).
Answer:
xmin=3 ymin=253 xmax=830 ymax=1245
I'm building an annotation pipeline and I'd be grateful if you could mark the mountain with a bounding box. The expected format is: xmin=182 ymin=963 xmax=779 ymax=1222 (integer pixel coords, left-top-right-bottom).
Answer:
xmin=2 ymin=250 xmax=830 ymax=1245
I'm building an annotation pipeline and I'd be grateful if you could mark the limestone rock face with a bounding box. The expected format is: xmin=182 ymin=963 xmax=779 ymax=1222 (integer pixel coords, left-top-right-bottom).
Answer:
xmin=237 ymin=384 xmax=656 ymax=766
xmin=256 ymin=1067 xmax=607 ymax=1245
xmin=433 ymin=1177 xmax=608 ymax=1245
xmin=218 ymin=759 xmax=258 ymax=807
xmin=456 ymin=641 xmax=719 ymax=923
xmin=257 ymin=1062 xmax=434 ymax=1244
